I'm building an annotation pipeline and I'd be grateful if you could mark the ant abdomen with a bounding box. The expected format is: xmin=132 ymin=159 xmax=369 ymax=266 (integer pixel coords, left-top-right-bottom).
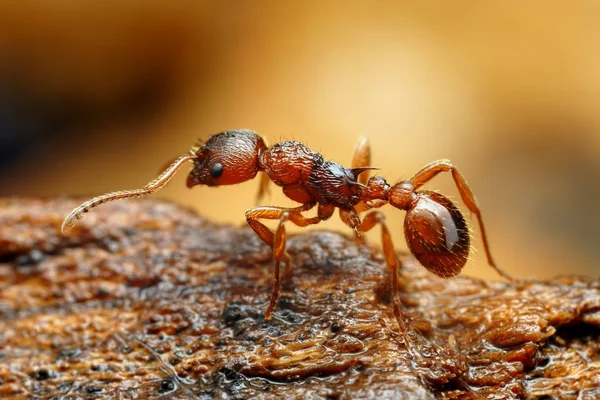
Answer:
xmin=404 ymin=191 xmax=470 ymax=278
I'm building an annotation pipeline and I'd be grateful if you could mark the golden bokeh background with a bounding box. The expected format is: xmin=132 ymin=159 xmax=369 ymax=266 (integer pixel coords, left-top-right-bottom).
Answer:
xmin=1 ymin=1 xmax=599 ymax=280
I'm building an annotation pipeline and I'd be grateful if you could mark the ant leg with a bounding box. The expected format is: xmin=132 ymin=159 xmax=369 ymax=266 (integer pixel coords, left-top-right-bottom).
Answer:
xmin=267 ymin=212 xmax=288 ymax=320
xmin=358 ymin=210 xmax=468 ymax=381
xmin=356 ymin=211 xmax=409 ymax=334
xmin=350 ymin=137 xmax=370 ymax=243
xmin=353 ymin=198 xmax=387 ymax=215
xmin=351 ymin=137 xmax=372 ymax=186
xmin=409 ymin=160 xmax=516 ymax=281
xmin=246 ymin=203 xmax=317 ymax=263
xmin=255 ymin=172 xmax=271 ymax=205
xmin=350 ymin=137 xmax=382 ymax=236
xmin=245 ymin=203 xmax=322 ymax=319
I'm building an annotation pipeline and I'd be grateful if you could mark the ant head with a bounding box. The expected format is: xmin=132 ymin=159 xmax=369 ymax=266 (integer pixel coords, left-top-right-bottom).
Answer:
xmin=187 ymin=129 xmax=268 ymax=187
xmin=404 ymin=191 xmax=470 ymax=278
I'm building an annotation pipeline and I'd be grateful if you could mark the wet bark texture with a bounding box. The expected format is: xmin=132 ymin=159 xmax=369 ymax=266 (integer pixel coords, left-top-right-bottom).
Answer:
xmin=0 ymin=197 xmax=599 ymax=399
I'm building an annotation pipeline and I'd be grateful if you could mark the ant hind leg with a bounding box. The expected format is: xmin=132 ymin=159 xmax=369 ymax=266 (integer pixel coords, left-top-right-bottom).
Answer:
xmin=356 ymin=211 xmax=409 ymax=335
xmin=358 ymin=210 xmax=468 ymax=383
xmin=409 ymin=160 xmax=519 ymax=282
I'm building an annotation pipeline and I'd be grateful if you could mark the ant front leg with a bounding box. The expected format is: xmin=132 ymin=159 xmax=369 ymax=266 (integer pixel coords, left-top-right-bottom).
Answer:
xmin=245 ymin=203 xmax=323 ymax=319
xmin=246 ymin=203 xmax=317 ymax=268
xmin=409 ymin=160 xmax=516 ymax=282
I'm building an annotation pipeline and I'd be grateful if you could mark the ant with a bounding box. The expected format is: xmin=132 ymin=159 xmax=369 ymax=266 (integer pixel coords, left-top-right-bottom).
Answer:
xmin=62 ymin=129 xmax=517 ymax=323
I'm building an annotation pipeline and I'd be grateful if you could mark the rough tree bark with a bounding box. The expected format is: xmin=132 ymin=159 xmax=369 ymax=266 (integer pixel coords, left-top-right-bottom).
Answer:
xmin=0 ymin=197 xmax=598 ymax=399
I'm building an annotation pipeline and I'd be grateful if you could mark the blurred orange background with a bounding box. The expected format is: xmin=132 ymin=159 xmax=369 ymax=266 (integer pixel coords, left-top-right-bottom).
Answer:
xmin=0 ymin=1 xmax=598 ymax=280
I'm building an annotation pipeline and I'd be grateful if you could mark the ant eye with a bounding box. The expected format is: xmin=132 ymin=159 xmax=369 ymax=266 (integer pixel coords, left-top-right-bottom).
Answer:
xmin=210 ymin=162 xmax=224 ymax=178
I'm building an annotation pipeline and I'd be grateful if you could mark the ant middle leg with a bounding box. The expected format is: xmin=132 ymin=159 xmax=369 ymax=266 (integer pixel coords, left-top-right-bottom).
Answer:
xmin=409 ymin=160 xmax=516 ymax=282
xmin=245 ymin=203 xmax=323 ymax=319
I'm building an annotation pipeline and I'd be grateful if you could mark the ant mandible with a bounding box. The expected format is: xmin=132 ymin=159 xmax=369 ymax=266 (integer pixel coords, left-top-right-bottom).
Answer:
xmin=62 ymin=129 xmax=517 ymax=321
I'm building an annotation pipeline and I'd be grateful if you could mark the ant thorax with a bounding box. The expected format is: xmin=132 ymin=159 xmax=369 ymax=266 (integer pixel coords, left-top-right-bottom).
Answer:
xmin=260 ymin=141 xmax=362 ymax=208
xmin=306 ymin=161 xmax=363 ymax=208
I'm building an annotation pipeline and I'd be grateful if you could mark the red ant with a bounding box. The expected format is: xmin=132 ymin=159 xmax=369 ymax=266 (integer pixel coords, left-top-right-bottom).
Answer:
xmin=62 ymin=129 xmax=517 ymax=322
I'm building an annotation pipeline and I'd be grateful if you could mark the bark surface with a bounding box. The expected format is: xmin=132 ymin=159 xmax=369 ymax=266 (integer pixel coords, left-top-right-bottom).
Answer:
xmin=0 ymin=197 xmax=598 ymax=399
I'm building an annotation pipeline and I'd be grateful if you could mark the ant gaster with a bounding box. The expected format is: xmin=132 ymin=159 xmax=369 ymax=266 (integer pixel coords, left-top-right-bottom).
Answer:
xmin=62 ymin=129 xmax=516 ymax=322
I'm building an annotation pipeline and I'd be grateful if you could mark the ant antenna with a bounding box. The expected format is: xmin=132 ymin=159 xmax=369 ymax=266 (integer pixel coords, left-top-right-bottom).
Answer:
xmin=61 ymin=154 xmax=196 ymax=233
